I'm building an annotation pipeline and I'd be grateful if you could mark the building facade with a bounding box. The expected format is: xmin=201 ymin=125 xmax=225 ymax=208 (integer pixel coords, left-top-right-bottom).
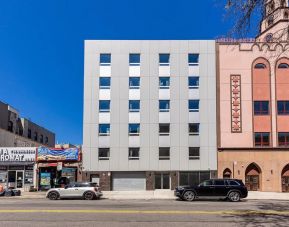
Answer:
xmin=83 ymin=40 xmax=217 ymax=191
xmin=0 ymin=101 xmax=55 ymax=147
xmin=218 ymin=0 xmax=289 ymax=192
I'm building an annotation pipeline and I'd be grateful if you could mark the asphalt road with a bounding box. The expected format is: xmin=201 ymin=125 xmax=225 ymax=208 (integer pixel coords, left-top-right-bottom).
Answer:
xmin=0 ymin=198 xmax=288 ymax=227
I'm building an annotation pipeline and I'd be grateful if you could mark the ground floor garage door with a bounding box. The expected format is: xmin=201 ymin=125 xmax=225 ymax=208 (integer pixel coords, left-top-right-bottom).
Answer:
xmin=112 ymin=172 xmax=146 ymax=191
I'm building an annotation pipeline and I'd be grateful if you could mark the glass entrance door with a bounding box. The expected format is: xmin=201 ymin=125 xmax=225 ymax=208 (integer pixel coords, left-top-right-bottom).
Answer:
xmin=8 ymin=171 xmax=24 ymax=189
xmin=155 ymin=173 xmax=170 ymax=189
xmin=16 ymin=171 xmax=24 ymax=188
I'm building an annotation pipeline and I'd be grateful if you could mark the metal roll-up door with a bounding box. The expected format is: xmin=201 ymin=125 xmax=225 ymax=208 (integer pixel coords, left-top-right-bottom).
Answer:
xmin=112 ymin=172 xmax=146 ymax=191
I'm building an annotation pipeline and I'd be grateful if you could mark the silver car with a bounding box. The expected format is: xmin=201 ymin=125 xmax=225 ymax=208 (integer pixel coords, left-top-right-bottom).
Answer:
xmin=46 ymin=182 xmax=103 ymax=200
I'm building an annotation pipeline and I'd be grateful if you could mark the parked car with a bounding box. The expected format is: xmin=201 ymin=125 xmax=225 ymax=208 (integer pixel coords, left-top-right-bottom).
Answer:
xmin=174 ymin=179 xmax=248 ymax=202
xmin=46 ymin=182 xmax=103 ymax=200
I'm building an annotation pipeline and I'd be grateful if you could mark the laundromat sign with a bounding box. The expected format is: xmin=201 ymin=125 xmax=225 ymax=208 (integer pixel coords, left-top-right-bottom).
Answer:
xmin=0 ymin=147 xmax=36 ymax=162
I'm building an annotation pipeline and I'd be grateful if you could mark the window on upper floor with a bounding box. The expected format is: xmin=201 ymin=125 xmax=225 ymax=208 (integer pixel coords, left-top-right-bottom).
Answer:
xmin=99 ymin=124 xmax=110 ymax=136
xmin=159 ymin=54 xmax=170 ymax=66
xmin=159 ymin=77 xmax=170 ymax=89
xmin=45 ymin=136 xmax=48 ymax=144
xmin=34 ymin=132 xmax=38 ymax=141
xmin=129 ymin=54 xmax=140 ymax=66
xmin=7 ymin=121 xmax=13 ymax=132
xmin=99 ymin=77 xmax=111 ymax=89
xmin=188 ymin=54 xmax=199 ymax=66
xmin=189 ymin=123 xmax=200 ymax=135
xmin=100 ymin=54 xmax=111 ymax=66
xmin=189 ymin=147 xmax=200 ymax=160
xmin=189 ymin=100 xmax=200 ymax=112
xmin=129 ymin=77 xmax=140 ymax=89
xmin=128 ymin=147 xmax=140 ymax=160
xmin=40 ymin=135 xmax=44 ymax=143
xmin=278 ymin=132 xmax=289 ymax=147
xmin=189 ymin=77 xmax=199 ymax=89
xmin=254 ymin=101 xmax=269 ymax=115
xmin=129 ymin=100 xmax=140 ymax=112
xmin=129 ymin=124 xmax=140 ymax=136
xmin=254 ymin=132 xmax=270 ymax=147
xmin=99 ymin=100 xmax=110 ymax=113
xmin=99 ymin=148 xmax=110 ymax=160
xmin=159 ymin=123 xmax=170 ymax=136
xmin=254 ymin=63 xmax=266 ymax=69
xmin=278 ymin=63 xmax=289 ymax=69
xmin=159 ymin=147 xmax=170 ymax=160
xmin=28 ymin=129 xmax=31 ymax=139
xmin=278 ymin=101 xmax=289 ymax=115
xmin=159 ymin=100 xmax=170 ymax=112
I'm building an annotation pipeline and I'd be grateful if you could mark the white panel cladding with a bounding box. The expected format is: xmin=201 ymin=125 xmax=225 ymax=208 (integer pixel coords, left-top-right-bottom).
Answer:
xmin=100 ymin=66 xmax=111 ymax=77
xmin=159 ymin=135 xmax=170 ymax=147
xmin=129 ymin=90 xmax=140 ymax=100
xmin=159 ymin=112 xmax=170 ymax=123
xmin=99 ymin=90 xmax=111 ymax=100
xmin=98 ymin=136 xmax=110 ymax=147
xmin=159 ymin=89 xmax=170 ymax=100
xmin=99 ymin=113 xmax=110 ymax=123
xmin=129 ymin=112 xmax=140 ymax=123
xmin=129 ymin=66 xmax=140 ymax=77
xmin=189 ymin=89 xmax=199 ymax=99
xmin=189 ymin=66 xmax=199 ymax=76
xmin=188 ymin=136 xmax=200 ymax=147
xmin=189 ymin=112 xmax=200 ymax=123
xmin=159 ymin=66 xmax=170 ymax=76
xmin=129 ymin=136 xmax=140 ymax=147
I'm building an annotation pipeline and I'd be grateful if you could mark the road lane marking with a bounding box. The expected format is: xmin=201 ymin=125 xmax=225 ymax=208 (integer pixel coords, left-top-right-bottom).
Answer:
xmin=0 ymin=210 xmax=288 ymax=215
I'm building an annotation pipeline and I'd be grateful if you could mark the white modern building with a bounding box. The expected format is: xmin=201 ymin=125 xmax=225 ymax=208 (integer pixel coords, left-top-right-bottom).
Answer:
xmin=83 ymin=40 xmax=217 ymax=191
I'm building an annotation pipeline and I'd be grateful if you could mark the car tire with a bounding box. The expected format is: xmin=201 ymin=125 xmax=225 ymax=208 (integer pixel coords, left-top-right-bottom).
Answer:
xmin=83 ymin=191 xmax=95 ymax=200
xmin=228 ymin=191 xmax=241 ymax=202
xmin=48 ymin=191 xmax=59 ymax=200
xmin=183 ymin=191 xmax=195 ymax=202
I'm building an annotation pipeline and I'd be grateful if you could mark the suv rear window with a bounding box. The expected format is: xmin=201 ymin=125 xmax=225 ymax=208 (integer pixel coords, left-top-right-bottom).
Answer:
xmin=228 ymin=180 xmax=240 ymax=186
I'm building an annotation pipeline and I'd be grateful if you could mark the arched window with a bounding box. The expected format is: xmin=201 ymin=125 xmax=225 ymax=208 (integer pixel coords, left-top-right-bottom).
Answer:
xmin=284 ymin=11 xmax=289 ymax=19
xmin=254 ymin=63 xmax=267 ymax=69
xmin=278 ymin=63 xmax=289 ymax=69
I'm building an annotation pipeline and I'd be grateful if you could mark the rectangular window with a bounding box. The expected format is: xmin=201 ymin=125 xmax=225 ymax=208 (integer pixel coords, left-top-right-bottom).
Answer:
xmin=129 ymin=77 xmax=140 ymax=89
xmin=159 ymin=54 xmax=170 ymax=66
xmin=128 ymin=147 xmax=140 ymax=160
xmin=159 ymin=77 xmax=170 ymax=89
xmin=98 ymin=148 xmax=110 ymax=160
xmin=277 ymin=101 xmax=289 ymax=115
xmin=159 ymin=147 xmax=170 ymax=160
xmin=45 ymin=136 xmax=48 ymax=144
xmin=188 ymin=54 xmax=199 ymax=66
xmin=100 ymin=54 xmax=111 ymax=65
xmin=189 ymin=77 xmax=199 ymax=89
xmin=189 ymin=123 xmax=200 ymax=135
xmin=254 ymin=101 xmax=269 ymax=115
xmin=189 ymin=147 xmax=200 ymax=160
xmin=99 ymin=100 xmax=110 ymax=112
xmin=40 ymin=135 xmax=44 ymax=143
xmin=189 ymin=100 xmax=199 ymax=112
xmin=159 ymin=100 xmax=170 ymax=112
xmin=159 ymin=123 xmax=170 ymax=135
xmin=278 ymin=132 xmax=289 ymax=147
xmin=129 ymin=54 xmax=140 ymax=66
xmin=99 ymin=124 xmax=110 ymax=136
xmin=129 ymin=100 xmax=140 ymax=112
xmin=129 ymin=124 xmax=140 ymax=136
xmin=28 ymin=129 xmax=31 ymax=139
xmin=99 ymin=77 xmax=111 ymax=89
xmin=254 ymin=132 xmax=270 ymax=147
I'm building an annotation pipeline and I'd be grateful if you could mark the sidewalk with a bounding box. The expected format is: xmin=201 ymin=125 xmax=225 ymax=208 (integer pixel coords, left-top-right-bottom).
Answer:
xmin=9 ymin=190 xmax=289 ymax=200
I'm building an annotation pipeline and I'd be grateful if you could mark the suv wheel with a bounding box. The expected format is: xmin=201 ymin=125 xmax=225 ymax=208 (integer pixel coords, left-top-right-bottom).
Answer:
xmin=84 ymin=191 xmax=95 ymax=200
xmin=48 ymin=191 xmax=59 ymax=200
xmin=183 ymin=191 xmax=195 ymax=202
xmin=228 ymin=191 xmax=240 ymax=202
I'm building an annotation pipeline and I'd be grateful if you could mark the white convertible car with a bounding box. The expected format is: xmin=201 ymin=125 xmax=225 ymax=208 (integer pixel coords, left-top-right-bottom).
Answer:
xmin=46 ymin=182 xmax=103 ymax=200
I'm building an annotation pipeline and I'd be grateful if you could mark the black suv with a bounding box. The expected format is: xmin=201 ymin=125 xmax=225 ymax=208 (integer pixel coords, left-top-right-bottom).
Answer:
xmin=174 ymin=179 xmax=248 ymax=202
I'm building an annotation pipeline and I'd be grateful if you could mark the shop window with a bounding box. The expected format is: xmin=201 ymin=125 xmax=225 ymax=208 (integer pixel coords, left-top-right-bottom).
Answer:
xmin=128 ymin=147 xmax=140 ymax=160
xmin=254 ymin=132 xmax=270 ymax=147
xmin=254 ymin=101 xmax=269 ymax=115
xmin=278 ymin=133 xmax=289 ymax=147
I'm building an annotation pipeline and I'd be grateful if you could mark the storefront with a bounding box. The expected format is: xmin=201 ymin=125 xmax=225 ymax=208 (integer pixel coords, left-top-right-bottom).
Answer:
xmin=0 ymin=147 xmax=36 ymax=191
xmin=36 ymin=146 xmax=81 ymax=190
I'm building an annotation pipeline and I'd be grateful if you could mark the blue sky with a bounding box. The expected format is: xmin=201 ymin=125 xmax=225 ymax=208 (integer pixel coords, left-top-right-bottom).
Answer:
xmin=0 ymin=0 xmax=256 ymax=145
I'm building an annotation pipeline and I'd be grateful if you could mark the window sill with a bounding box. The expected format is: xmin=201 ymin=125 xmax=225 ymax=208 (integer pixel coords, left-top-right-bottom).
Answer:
xmin=159 ymin=87 xmax=170 ymax=89
xmin=189 ymin=133 xmax=199 ymax=136
xmin=129 ymin=133 xmax=140 ymax=136
xmin=129 ymin=157 xmax=140 ymax=160
xmin=159 ymin=110 xmax=170 ymax=113
xmin=189 ymin=110 xmax=199 ymax=112
xmin=189 ymin=86 xmax=199 ymax=89
xmin=129 ymin=87 xmax=140 ymax=89
xmin=159 ymin=133 xmax=170 ymax=136
xmin=189 ymin=157 xmax=200 ymax=160
xmin=99 ymin=110 xmax=110 ymax=113
xmin=99 ymin=87 xmax=111 ymax=89
xmin=99 ymin=134 xmax=110 ymax=136
xmin=129 ymin=110 xmax=140 ymax=113
xmin=159 ymin=157 xmax=170 ymax=160
xmin=99 ymin=158 xmax=110 ymax=160
xmin=100 ymin=63 xmax=111 ymax=66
